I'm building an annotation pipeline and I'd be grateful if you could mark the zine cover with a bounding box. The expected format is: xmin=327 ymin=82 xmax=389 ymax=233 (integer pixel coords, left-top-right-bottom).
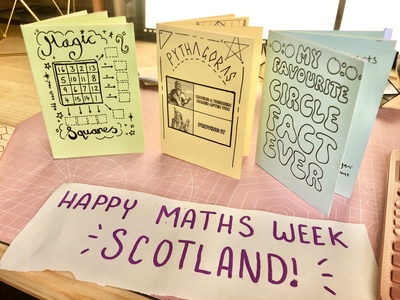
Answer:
xmin=256 ymin=30 xmax=396 ymax=215
xmin=21 ymin=11 xmax=145 ymax=158
xmin=157 ymin=16 xmax=263 ymax=179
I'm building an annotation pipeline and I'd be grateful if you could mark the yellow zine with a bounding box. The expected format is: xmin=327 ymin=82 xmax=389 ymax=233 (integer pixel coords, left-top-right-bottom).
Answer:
xmin=157 ymin=16 xmax=263 ymax=178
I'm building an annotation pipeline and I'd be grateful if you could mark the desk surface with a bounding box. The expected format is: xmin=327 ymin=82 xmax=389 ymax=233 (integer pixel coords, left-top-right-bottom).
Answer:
xmin=1 ymin=25 xmax=400 ymax=299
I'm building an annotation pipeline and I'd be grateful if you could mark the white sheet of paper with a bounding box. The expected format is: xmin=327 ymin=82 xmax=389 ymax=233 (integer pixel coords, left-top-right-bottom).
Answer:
xmin=0 ymin=183 xmax=377 ymax=299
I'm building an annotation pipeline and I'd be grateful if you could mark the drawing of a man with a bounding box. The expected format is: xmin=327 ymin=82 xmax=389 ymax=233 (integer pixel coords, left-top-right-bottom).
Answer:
xmin=168 ymin=80 xmax=191 ymax=107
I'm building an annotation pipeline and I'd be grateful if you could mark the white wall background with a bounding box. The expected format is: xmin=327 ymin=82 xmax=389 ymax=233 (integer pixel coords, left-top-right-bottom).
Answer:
xmin=145 ymin=0 xmax=339 ymax=34
xmin=146 ymin=0 xmax=399 ymax=49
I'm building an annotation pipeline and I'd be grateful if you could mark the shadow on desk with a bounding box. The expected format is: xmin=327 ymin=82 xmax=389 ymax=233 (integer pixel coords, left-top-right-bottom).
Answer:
xmin=0 ymin=281 xmax=37 ymax=300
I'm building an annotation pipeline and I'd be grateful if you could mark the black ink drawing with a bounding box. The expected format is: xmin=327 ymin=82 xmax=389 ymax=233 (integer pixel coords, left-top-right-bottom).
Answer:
xmin=21 ymin=15 xmax=145 ymax=158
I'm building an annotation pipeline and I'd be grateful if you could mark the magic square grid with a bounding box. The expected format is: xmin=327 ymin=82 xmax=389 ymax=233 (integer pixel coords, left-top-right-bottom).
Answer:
xmin=53 ymin=60 xmax=103 ymax=106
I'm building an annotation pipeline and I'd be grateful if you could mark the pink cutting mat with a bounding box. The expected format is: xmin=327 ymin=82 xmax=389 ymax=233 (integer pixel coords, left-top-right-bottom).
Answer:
xmin=0 ymin=88 xmax=399 ymax=260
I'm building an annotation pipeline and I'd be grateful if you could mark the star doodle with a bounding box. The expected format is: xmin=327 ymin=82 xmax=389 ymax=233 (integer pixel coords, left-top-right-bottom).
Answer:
xmin=224 ymin=37 xmax=250 ymax=62
xmin=44 ymin=63 xmax=51 ymax=70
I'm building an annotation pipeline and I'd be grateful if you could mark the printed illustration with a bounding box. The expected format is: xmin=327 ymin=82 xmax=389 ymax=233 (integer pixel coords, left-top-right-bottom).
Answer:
xmin=21 ymin=12 xmax=145 ymax=158
xmin=166 ymin=77 xmax=235 ymax=145
xmin=167 ymin=79 xmax=193 ymax=108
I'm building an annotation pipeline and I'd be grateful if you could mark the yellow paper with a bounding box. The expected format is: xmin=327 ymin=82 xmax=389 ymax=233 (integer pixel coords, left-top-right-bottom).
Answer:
xmin=157 ymin=16 xmax=263 ymax=178
xmin=21 ymin=12 xmax=145 ymax=158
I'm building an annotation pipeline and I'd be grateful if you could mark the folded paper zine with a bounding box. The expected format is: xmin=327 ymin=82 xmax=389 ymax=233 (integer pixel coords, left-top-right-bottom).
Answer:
xmin=21 ymin=11 xmax=145 ymax=158
xmin=256 ymin=30 xmax=396 ymax=215
xmin=156 ymin=16 xmax=263 ymax=179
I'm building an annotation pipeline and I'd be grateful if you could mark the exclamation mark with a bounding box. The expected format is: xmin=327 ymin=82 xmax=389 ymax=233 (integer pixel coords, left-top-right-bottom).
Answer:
xmin=290 ymin=257 xmax=298 ymax=288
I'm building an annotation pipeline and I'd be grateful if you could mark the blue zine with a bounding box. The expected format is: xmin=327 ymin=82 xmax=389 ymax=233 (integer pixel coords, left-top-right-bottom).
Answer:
xmin=256 ymin=30 xmax=396 ymax=215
